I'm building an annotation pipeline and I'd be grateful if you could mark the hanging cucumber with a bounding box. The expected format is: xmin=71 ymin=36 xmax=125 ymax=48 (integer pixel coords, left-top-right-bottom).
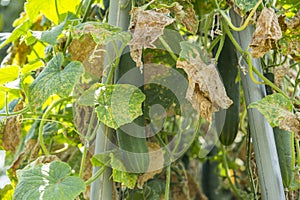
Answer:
xmin=273 ymin=127 xmax=295 ymax=189
xmin=214 ymin=36 xmax=240 ymax=146
xmin=115 ymin=51 xmax=149 ymax=173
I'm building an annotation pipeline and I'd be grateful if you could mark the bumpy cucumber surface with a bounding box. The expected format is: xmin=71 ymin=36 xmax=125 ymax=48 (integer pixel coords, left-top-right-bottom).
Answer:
xmin=273 ymin=127 xmax=294 ymax=189
xmin=214 ymin=37 xmax=240 ymax=146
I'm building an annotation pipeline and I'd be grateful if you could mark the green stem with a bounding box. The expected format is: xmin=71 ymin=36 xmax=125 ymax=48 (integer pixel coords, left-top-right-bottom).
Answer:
xmin=218 ymin=0 xmax=262 ymax=32
xmin=38 ymin=97 xmax=71 ymax=155
xmin=164 ymin=165 xmax=171 ymax=200
xmin=0 ymin=107 xmax=29 ymax=117
xmin=221 ymin=145 xmax=242 ymax=199
xmin=82 ymin=0 xmax=94 ymax=22
xmin=85 ymin=166 xmax=107 ymax=185
xmin=159 ymin=36 xmax=178 ymax=61
xmin=222 ymin=21 xmax=289 ymax=99
xmin=54 ymin=0 xmax=60 ymax=23
xmin=79 ymin=110 xmax=96 ymax=178
xmin=214 ymin=28 xmax=225 ymax=62
xmin=5 ymin=92 xmax=8 ymax=116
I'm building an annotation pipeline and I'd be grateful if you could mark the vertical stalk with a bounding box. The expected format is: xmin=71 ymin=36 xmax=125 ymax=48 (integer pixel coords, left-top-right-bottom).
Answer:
xmin=229 ymin=10 xmax=285 ymax=199
xmin=90 ymin=1 xmax=132 ymax=199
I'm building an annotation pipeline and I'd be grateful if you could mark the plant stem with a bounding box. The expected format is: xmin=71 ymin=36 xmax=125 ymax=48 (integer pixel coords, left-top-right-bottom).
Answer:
xmin=54 ymin=0 xmax=60 ymax=23
xmin=38 ymin=97 xmax=71 ymax=155
xmin=218 ymin=0 xmax=262 ymax=32
xmin=79 ymin=110 xmax=96 ymax=178
xmin=0 ymin=107 xmax=29 ymax=117
xmin=159 ymin=36 xmax=178 ymax=61
xmin=164 ymin=165 xmax=171 ymax=200
xmin=222 ymin=20 xmax=289 ymax=99
xmin=221 ymin=145 xmax=242 ymax=199
xmin=85 ymin=166 xmax=107 ymax=185
xmin=82 ymin=0 xmax=94 ymax=22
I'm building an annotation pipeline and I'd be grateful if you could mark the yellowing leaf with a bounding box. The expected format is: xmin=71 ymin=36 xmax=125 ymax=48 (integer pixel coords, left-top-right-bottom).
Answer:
xmin=113 ymin=169 xmax=138 ymax=189
xmin=177 ymin=42 xmax=232 ymax=122
xmin=249 ymin=93 xmax=300 ymax=134
xmin=78 ymin=83 xmax=145 ymax=129
xmin=29 ymin=53 xmax=84 ymax=110
xmin=129 ymin=7 xmax=175 ymax=70
xmin=25 ymin=0 xmax=80 ymax=24
xmin=0 ymin=65 xmax=20 ymax=84
xmin=250 ymin=8 xmax=282 ymax=58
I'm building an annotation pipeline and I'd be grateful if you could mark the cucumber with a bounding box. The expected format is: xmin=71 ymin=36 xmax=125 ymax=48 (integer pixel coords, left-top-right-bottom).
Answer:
xmin=115 ymin=52 xmax=149 ymax=173
xmin=273 ymin=127 xmax=294 ymax=189
xmin=214 ymin=36 xmax=240 ymax=146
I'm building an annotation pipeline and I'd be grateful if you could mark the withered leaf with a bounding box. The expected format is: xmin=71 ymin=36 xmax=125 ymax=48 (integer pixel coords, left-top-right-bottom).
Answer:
xmin=168 ymin=1 xmax=198 ymax=34
xmin=2 ymin=102 xmax=23 ymax=153
xmin=286 ymin=9 xmax=300 ymax=30
xmin=279 ymin=113 xmax=300 ymax=138
xmin=177 ymin=42 xmax=233 ymax=122
xmin=68 ymin=34 xmax=104 ymax=78
xmin=137 ymin=142 xmax=164 ymax=189
xmin=250 ymin=8 xmax=282 ymax=58
xmin=129 ymin=7 xmax=175 ymax=70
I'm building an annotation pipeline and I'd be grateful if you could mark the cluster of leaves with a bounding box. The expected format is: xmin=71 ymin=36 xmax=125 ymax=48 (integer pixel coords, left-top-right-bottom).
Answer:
xmin=0 ymin=0 xmax=300 ymax=199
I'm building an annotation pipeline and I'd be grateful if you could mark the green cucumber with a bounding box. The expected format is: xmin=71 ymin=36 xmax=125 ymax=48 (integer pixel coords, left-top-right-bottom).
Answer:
xmin=115 ymin=52 xmax=149 ymax=173
xmin=214 ymin=36 xmax=240 ymax=146
xmin=273 ymin=127 xmax=294 ymax=189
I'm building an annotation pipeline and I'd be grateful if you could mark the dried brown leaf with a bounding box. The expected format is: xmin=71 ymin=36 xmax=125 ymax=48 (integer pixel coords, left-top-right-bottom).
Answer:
xmin=250 ymin=8 xmax=282 ymax=58
xmin=137 ymin=142 xmax=164 ymax=189
xmin=286 ymin=9 xmax=300 ymax=30
xmin=68 ymin=34 xmax=104 ymax=78
xmin=169 ymin=1 xmax=198 ymax=34
xmin=129 ymin=7 xmax=175 ymax=70
xmin=177 ymin=55 xmax=232 ymax=122
xmin=2 ymin=102 xmax=23 ymax=152
xmin=274 ymin=62 xmax=289 ymax=87
xmin=279 ymin=113 xmax=300 ymax=138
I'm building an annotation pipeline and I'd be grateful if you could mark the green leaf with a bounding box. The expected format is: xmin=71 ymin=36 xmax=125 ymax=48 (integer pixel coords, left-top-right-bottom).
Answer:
xmin=25 ymin=0 xmax=80 ymax=24
xmin=235 ymin=0 xmax=258 ymax=15
xmin=13 ymin=161 xmax=85 ymax=200
xmin=78 ymin=83 xmax=145 ymax=129
xmin=32 ymin=22 xmax=65 ymax=45
xmin=112 ymin=169 xmax=138 ymax=189
xmin=72 ymin=22 xmax=131 ymax=45
xmin=0 ymin=20 xmax=32 ymax=49
xmin=29 ymin=52 xmax=84 ymax=109
xmin=248 ymin=93 xmax=293 ymax=127
xmin=21 ymin=60 xmax=44 ymax=75
xmin=0 ymin=65 xmax=20 ymax=84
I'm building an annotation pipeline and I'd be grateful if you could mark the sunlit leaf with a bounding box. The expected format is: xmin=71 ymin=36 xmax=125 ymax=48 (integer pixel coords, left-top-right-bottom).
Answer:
xmin=25 ymin=0 xmax=80 ymax=24
xmin=32 ymin=21 xmax=65 ymax=45
xmin=72 ymin=22 xmax=131 ymax=45
xmin=0 ymin=65 xmax=20 ymax=84
xmin=21 ymin=60 xmax=44 ymax=75
xmin=13 ymin=161 xmax=85 ymax=200
xmin=0 ymin=20 xmax=32 ymax=49
xmin=29 ymin=52 xmax=84 ymax=109
xmin=78 ymin=83 xmax=145 ymax=129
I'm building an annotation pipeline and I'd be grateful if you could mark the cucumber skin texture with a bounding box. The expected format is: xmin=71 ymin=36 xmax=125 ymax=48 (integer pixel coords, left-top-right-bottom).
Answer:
xmin=273 ymin=127 xmax=294 ymax=189
xmin=215 ymin=37 xmax=240 ymax=146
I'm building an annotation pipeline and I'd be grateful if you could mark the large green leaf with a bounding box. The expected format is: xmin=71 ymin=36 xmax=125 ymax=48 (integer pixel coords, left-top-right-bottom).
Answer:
xmin=29 ymin=53 xmax=84 ymax=109
xmin=0 ymin=65 xmax=20 ymax=84
xmin=78 ymin=83 xmax=145 ymax=129
xmin=13 ymin=161 xmax=85 ymax=200
xmin=25 ymin=0 xmax=80 ymax=24
xmin=248 ymin=93 xmax=293 ymax=127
